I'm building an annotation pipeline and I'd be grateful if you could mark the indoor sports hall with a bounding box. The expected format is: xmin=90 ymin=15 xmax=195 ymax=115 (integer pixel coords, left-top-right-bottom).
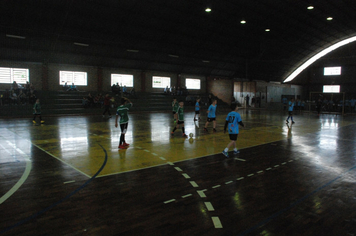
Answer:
xmin=1 ymin=1 xmax=356 ymax=236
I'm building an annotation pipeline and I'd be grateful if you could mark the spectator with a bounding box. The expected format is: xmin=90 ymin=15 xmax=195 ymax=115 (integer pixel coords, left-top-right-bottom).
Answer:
xmin=122 ymin=85 xmax=128 ymax=95
xmin=87 ymin=93 xmax=94 ymax=107
xmin=67 ymin=83 xmax=78 ymax=91
xmin=63 ymin=82 xmax=69 ymax=91
xmin=164 ymin=86 xmax=169 ymax=94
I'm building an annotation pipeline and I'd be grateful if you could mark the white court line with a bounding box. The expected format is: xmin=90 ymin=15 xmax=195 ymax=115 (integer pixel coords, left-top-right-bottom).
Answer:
xmin=257 ymin=170 xmax=264 ymax=174
xmin=205 ymin=202 xmax=215 ymax=211
xmin=197 ymin=190 xmax=206 ymax=198
xmin=63 ymin=180 xmax=75 ymax=184
xmin=282 ymin=162 xmax=287 ymax=165
xmin=159 ymin=157 xmax=166 ymax=160
xmin=151 ymin=153 xmax=158 ymax=156
xmin=182 ymin=173 xmax=190 ymax=179
xmin=266 ymin=167 xmax=272 ymax=170
xmin=212 ymin=217 xmax=223 ymax=228
xmin=0 ymin=142 xmax=32 ymax=205
xmin=234 ymin=158 xmax=246 ymax=162
xmin=31 ymin=142 xmax=90 ymax=178
xmin=174 ymin=167 xmax=183 ymax=172
xmin=247 ymin=174 xmax=254 ymax=177
xmin=274 ymin=165 xmax=280 ymax=168
xmin=182 ymin=194 xmax=192 ymax=198
xmin=212 ymin=185 xmax=221 ymax=188
xmin=237 ymin=177 xmax=244 ymax=180
xmin=144 ymin=149 xmax=150 ymax=152
xmin=190 ymin=181 xmax=199 ymax=187
xmin=167 ymin=162 xmax=174 ymax=166
xmin=164 ymin=199 xmax=175 ymax=204
xmin=225 ymin=181 xmax=233 ymax=185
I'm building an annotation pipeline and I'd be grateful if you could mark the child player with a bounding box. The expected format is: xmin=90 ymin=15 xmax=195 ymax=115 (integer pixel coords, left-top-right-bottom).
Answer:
xmin=194 ymin=98 xmax=201 ymax=121
xmin=115 ymin=97 xmax=133 ymax=149
xmin=204 ymin=99 xmax=217 ymax=132
xmin=172 ymin=97 xmax=179 ymax=124
xmin=33 ymin=98 xmax=44 ymax=124
xmin=171 ymin=101 xmax=188 ymax=138
xmin=222 ymin=104 xmax=245 ymax=157
xmin=286 ymin=98 xmax=295 ymax=124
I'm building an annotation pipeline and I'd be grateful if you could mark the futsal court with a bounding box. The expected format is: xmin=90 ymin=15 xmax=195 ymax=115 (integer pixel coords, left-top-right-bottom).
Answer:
xmin=1 ymin=109 xmax=356 ymax=235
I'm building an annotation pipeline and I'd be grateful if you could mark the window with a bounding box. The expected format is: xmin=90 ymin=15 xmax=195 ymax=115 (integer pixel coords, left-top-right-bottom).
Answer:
xmin=59 ymin=71 xmax=87 ymax=86
xmin=185 ymin=78 xmax=201 ymax=89
xmin=111 ymin=74 xmax=133 ymax=87
xmin=0 ymin=67 xmax=29 ymax=84
xmin=152 ymin=76 xmax=170 ymax=88
xmin=323 ymin=85 xmax=340 ymax=93
xmin=324 ymin=67 xmax=341 ymax=76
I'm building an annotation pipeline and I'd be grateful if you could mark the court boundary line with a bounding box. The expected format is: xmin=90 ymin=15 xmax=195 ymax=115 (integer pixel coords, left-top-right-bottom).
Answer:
xmin=0 ymin=143 xmax=108 ymax=234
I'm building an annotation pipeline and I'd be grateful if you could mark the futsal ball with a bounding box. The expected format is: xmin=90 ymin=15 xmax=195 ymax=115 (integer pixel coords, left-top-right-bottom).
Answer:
xmin=189 ymin=133 xmax=194 ymax=138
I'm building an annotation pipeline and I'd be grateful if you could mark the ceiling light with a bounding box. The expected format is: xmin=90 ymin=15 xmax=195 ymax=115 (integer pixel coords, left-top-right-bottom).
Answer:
xmin=265 ymin=29 xmax=270 ymax=32
xmin=127 ymin=49 xmax=139 ymax=52
xmin=327 ymin=17 xmax=333 ymax=21
xmin=284 ymin=36 xmax=356 ymax=83
xmin=240 ymin=20 xmax=246 ymax=24
xmin=202 ymin=60 xmax=210 ymax=63
xmin=74 ymin=42 xmax=89 ymax=46
xmin=307 ymin=6 xmax=314 ymax=10
xmin=168 ymin=54 xmax=179 ymax=58
xmin=6 ymin=34 xmax=26 ymax=39
xmin=205 ymin=8 xmax=211 ymax=12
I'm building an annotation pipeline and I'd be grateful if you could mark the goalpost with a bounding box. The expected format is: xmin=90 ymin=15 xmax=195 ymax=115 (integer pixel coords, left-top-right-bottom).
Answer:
xmin=309 ymin=92 xmax=346 ymax=115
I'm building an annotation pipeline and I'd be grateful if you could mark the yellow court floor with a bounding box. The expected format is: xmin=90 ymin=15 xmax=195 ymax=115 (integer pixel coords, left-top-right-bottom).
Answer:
xmin=0 ymin=110 xmax=354 ymax=178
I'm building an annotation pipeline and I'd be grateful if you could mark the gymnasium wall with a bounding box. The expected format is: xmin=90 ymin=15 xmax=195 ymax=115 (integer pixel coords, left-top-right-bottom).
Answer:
xmin=0 ymin=60 xmax=207 ymax=95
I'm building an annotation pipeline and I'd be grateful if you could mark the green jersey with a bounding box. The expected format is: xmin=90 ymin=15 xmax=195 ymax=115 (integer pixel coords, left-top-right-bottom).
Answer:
xmin=177 ymin=106 xmax=184 ymax=121
xmin=33 ymin=103 xmax=41 ymax=114
xmin=116 ymin=103 xmax=132 ymax=124
xmin=172 ymin=101 xmax=179 ymax=112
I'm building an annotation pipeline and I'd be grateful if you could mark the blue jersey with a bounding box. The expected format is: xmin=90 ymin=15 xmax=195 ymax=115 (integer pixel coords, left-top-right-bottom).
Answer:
xmin=226 ymin=111 xmax=242 ymax=134
xmin=207 ymin=104 xmax=217 ymax=118
xmin=195 ymin=102 xmax=200 ymax=111
xmin=288 ymin=101 xmax=294 ymax=111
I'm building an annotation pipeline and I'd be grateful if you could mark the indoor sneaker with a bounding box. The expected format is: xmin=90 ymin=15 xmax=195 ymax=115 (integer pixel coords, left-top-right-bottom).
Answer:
xmin=222 ymin=150 xmax=229 ymax=157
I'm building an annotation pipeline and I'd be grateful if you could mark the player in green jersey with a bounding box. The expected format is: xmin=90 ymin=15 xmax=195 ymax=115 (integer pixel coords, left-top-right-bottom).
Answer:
xmin=171 ymin=101 xmax=188 ymax=138
xmin=115 ymin=97 xmax=133 ymax=149
xmin=172 ymin=97 xmax=179 ymax=124
xmin=33 ymin=98 xmax=44 ymax=124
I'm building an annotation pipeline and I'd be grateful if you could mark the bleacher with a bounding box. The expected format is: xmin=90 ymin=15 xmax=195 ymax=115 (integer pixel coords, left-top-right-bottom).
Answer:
xmin=0 ymin=90 xmax=231 ymax=117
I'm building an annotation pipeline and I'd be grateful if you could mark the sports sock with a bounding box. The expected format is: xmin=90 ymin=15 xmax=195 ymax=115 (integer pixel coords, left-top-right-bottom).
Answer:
xmin=182 ymin=127 xmax=185 ymax=134
xmin=172 ymin=127 xmax=177 ymax=132
xmin=119 ymin=134 xmax=124 ymax=145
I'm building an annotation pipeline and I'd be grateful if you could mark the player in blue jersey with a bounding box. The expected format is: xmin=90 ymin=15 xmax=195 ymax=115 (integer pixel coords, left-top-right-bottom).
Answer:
xmin=194 ymin=98 xmax=201 ymax=121
xmin=286 ymin=98 xmax=295 ymax=124
xmin=204 ymin=99 xmax=217 ymax=132
xmin=222 ymin=104 xmax=245 ymax=157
